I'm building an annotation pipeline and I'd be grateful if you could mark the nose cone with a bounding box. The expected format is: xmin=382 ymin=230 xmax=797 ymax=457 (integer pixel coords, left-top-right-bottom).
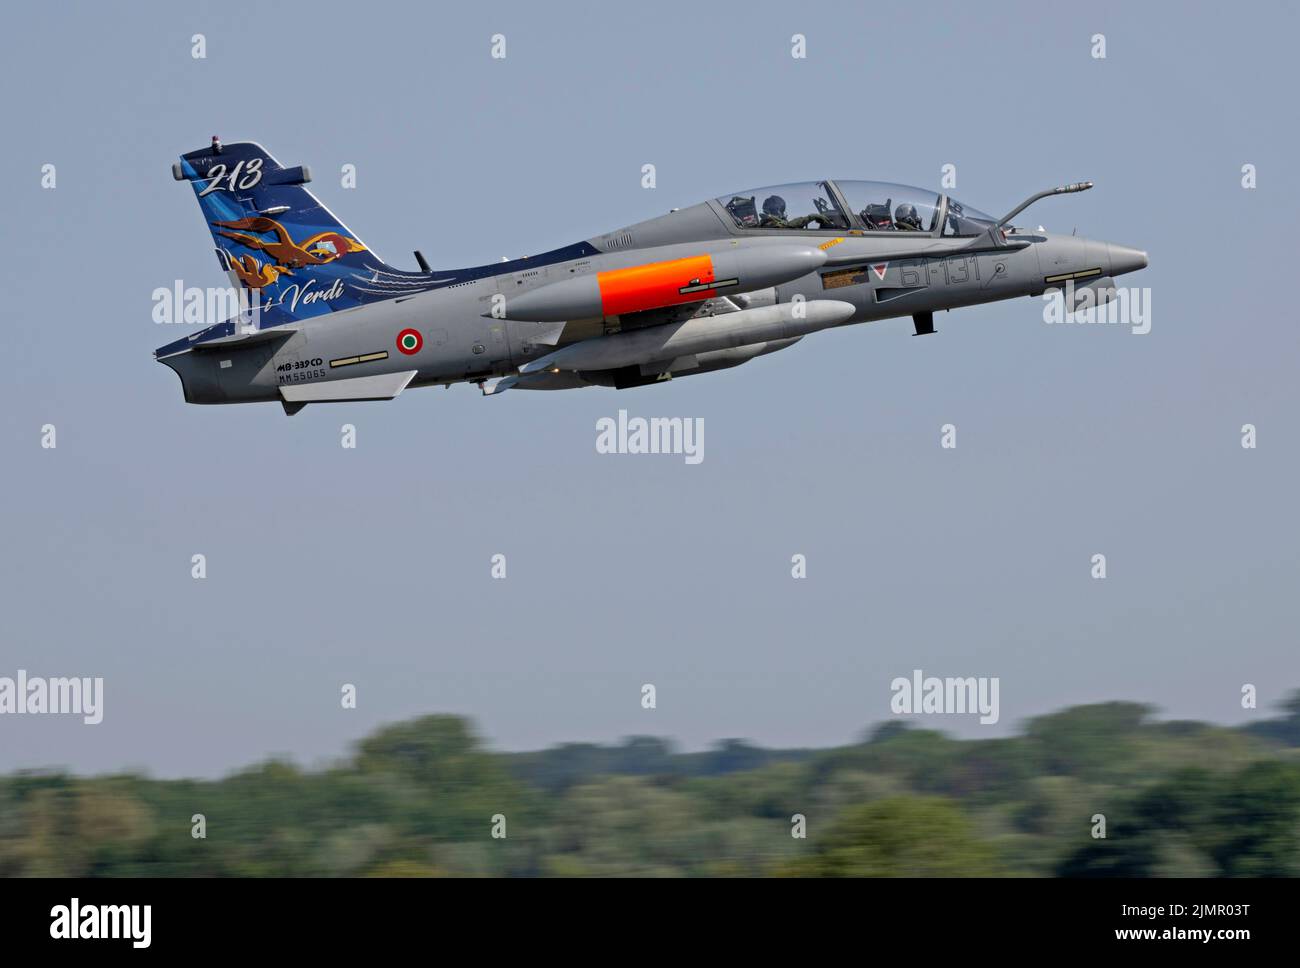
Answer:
xmin=1108 ymin=243 xmax=1148 ymax=277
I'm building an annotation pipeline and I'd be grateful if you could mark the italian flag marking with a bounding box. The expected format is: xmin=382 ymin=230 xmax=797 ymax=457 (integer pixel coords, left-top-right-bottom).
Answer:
xmin=397 ymin=328 xmax=423 ymax=355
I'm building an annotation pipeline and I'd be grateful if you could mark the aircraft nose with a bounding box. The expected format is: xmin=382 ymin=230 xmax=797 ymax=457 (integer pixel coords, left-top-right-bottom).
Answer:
xmin=1108 ymin=243 xmax=1148 ymax=276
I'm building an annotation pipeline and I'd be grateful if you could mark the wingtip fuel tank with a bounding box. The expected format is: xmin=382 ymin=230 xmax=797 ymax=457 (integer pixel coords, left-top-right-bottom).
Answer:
xmin=494 ymin=243 xmax=830 ymax=323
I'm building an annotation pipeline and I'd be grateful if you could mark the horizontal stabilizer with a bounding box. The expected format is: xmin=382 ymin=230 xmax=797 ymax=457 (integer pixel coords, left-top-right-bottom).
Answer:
xmin=188 ymin=326 xmax=298 ymax=353
xmin=279 ymin=370 xmax=417 ymax=405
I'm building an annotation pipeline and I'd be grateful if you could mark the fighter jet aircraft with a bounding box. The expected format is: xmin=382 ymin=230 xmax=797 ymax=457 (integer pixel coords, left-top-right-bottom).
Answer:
xmin=155 ymin=138 xmax=1148 ymax=414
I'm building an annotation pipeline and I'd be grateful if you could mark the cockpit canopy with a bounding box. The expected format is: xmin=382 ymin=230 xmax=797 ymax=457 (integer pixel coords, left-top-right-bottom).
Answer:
xmin=718 ymin=181 xmax=850 ymax=232
xmin=715 ymin=180 xmax=998 ymax=237
xmin=836 ymin=181 xmax=939 ymax=232
xmin=941 ymin=197 xmax=998 ymax=237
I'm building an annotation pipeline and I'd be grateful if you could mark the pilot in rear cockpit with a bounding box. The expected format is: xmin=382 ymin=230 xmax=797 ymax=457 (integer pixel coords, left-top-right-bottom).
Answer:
xmin=894 ymin=204 xmax=922 ymax=231
xmin=760 ymin=194 xmax=834 ymax=230
xmin=760 ymin=195 xmax=810 ymax=229
xmin=760 ymin=195 xmax=793 ymax=227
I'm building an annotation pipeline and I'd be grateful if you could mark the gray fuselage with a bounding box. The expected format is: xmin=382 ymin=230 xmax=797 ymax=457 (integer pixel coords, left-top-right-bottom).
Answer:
xmin=159 ymin=186 xmax=1147 ymax=405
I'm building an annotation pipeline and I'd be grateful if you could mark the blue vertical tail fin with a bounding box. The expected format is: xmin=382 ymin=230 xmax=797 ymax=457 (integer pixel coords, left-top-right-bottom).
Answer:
xmin=173 ymin=138 xmax=430 ymax=322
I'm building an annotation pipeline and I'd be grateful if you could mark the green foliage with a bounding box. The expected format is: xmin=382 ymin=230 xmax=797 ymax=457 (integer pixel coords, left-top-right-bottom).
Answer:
xmin=1243 ymin=689 xmax=1300 ymax=747
xmin=785 ymin=796 xmax=1000 ymax=876
xmin=1056 ymin=761 xmax=1300 ymax=877
xmin=0 ymin=694 xmax=1296 ymax=877
xmin=1024 ymin=702 xmax=1154 ymax=779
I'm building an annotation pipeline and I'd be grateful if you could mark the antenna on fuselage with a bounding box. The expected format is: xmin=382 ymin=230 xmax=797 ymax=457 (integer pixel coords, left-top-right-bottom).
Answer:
xmin=414 ymin=250 xmax=431 ymax=273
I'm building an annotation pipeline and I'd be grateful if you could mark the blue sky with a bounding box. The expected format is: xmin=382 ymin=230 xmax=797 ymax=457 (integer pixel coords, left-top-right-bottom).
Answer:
xmin=1 ymin=0 xmax=1296 ymax=776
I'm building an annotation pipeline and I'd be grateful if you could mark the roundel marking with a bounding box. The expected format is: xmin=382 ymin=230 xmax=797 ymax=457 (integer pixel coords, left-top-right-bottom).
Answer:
xmin=396 ymin=328 xmax=423 ymax=355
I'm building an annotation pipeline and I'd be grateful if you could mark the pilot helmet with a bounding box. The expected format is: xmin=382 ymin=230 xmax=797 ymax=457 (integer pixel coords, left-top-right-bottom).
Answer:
xmin=762 ymin=195 xmax=787 ymax=219
xmin=895 ymin=203 xmax=921 ymax=229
